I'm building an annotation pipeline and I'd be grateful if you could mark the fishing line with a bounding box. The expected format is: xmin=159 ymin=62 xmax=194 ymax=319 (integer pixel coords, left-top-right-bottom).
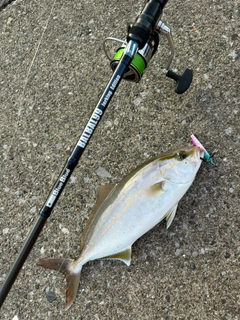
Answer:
xmin=6 ymin=0 xmax=57 ymax=194
xmin=9 ymin=0 xmax=57 ymax=125
xmin=18 ymin=0 xmax=57 ymax=117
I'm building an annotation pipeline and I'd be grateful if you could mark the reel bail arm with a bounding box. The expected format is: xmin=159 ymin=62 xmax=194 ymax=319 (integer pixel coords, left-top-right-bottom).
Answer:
xmin=156 ymin=20 xmax=193 ymax=94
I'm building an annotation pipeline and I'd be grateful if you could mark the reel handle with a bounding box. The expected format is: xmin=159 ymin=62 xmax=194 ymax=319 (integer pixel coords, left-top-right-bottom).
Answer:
xmin=166 ymin=69 xmax=193 ymax=94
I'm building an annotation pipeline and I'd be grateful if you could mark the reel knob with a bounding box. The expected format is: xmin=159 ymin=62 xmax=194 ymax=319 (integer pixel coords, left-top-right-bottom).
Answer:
xmin=166 ymin=69 xmax=193 ymax=94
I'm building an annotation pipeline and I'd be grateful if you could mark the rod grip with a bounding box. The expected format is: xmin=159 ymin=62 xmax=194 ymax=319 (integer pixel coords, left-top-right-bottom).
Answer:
xmin=127 ymin=0 xmax=168 ymax=49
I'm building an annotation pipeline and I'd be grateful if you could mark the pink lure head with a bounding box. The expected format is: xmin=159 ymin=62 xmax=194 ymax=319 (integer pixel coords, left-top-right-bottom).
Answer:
xmin=190 ymin=134 xmax=215 ymax=165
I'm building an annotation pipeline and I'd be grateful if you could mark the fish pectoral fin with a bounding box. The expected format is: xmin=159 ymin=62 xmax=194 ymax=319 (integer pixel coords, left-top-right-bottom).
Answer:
xmin=166 ymin=203 xmax=178 ymax=229
xmin=102 ymin=247 xmax=132 ymax=266
xmin=146 ymin=180 xmax=166 ymax=196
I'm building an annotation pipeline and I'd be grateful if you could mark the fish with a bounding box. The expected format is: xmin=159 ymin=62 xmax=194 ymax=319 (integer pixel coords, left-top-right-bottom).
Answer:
xmin=37 ymin=145 xmax=203 ymax=309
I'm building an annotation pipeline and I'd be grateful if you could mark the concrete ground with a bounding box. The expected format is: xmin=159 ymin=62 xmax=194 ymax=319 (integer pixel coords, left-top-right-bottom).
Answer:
xmin=0 ymin=0 xmax=239 ymax=319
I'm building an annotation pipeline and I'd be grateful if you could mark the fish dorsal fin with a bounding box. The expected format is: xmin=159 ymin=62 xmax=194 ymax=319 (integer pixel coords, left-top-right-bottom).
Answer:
xmin=146 ymin=180 xmax=166 ymax=196
xmin=166 ymin=203 xmax=178 ymax=229
xmin=96 ymin=184 xmax=116 ymax=206
xmin=102 ymin=247 xmax=132 ymax=266
xmin=79 ymin=184 xmax=116 ymax=253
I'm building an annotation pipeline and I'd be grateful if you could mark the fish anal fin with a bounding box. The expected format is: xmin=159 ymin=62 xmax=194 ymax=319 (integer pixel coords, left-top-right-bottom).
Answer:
xmin=102 ymin=247 xmax=132 ymax=266
xmin=146 ymin=181 xmax=166 ymax=196
xmin=79 ymin=184 xmax=116 ymax=252
xmin=37 ymin=258 xmax=81 ymax=310
xmin=166 ymin=203 xmax=178 ymax=229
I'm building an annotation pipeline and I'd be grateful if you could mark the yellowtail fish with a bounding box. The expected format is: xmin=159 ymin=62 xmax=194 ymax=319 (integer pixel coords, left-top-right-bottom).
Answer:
xmin=37 ymin=146 xmax=203 ymax=309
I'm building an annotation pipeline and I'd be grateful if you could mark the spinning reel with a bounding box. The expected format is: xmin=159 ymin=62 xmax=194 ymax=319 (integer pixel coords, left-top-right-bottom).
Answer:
xmin=103 ymin=20 xmax=193 ymax=94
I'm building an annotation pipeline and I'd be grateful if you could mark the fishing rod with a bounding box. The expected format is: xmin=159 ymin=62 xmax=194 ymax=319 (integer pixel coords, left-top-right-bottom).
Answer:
xmin=0 ymin=0 xmax=193 ymax=307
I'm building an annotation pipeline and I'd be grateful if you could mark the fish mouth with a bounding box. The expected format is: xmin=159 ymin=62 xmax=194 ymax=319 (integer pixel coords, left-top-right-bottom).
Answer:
xmin=182 ymin=146 xmax=201 ymax=162
xmin=192 ymin=147 xmax=204 ymax=163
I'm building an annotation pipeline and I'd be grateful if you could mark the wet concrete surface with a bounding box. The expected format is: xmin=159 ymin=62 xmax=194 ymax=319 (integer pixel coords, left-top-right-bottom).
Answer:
xmin=0 ymin=0 xmax=239 ymax=319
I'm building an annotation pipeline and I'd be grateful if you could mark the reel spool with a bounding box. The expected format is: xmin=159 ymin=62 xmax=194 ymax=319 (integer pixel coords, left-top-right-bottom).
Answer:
xmin=103 ymin=32 xmax=159 ymax=83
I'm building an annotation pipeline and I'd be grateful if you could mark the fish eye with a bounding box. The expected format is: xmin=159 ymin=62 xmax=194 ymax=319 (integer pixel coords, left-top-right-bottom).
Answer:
xmin=177 ymin=151 xmax=188 ymax=160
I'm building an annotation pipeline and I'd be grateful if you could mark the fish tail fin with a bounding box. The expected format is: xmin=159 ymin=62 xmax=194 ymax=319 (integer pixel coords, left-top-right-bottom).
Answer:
xmin=37 ymin=258 xmax=82 ymax=310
